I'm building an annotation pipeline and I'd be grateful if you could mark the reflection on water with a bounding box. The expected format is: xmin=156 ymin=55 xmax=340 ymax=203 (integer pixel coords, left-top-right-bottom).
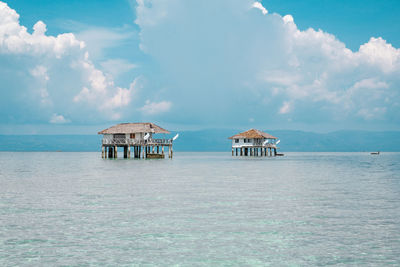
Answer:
xmin=1 ymin=152 xmax=399 ymax=266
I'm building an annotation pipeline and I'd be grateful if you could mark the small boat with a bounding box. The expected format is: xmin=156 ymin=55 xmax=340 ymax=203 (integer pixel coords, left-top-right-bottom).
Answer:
xmin=146 ymin=153 xmax=165 ymax=159
xmin=370 ymin=151 xmax=380 ymax=155
xmin=276 ymin=153 xmax=284 ymax=156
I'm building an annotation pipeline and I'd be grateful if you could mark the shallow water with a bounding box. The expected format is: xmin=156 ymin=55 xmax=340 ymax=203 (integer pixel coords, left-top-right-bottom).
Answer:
xmin=0 ymin=152 xmax=399 ymax=266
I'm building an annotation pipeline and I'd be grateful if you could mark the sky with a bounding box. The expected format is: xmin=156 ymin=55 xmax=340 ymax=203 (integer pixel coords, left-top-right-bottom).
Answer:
xmin=0 ymin=0 xmax=399 ymax=134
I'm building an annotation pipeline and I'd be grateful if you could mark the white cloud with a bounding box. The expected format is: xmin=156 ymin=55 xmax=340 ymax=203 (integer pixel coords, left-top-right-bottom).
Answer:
xmin=75 ymin=26 xmax=134 ymax=59
xmin=134 ymin=0 xmax=400 ymax=127
xmin=352 ymin=78 xmax=389 ymax=90
xmin=30 ymin=65 xmax=51 ymax=105
xmin=279 ymin=101 xmax=291 ymax=114
xmin=49 ymin=113 xmax=70 ymax=124
xmin=140 ymin=100 xmax=172 ymax=115
xmin=0 ymin=1 xmax=139 ymax=124
xmin=357 ymin=107 xmax=387 ymax=120
xmin=252 ymin=2 xmax=268 ymax=15
xmin=100 ymin=59 xmax=137 ymax=77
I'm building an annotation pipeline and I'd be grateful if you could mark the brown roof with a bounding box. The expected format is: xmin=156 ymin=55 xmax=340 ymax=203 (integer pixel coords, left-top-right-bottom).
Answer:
xmin=228 ymin=129 xmax=277 ymax=139
xmin=98 ymin=123 xmax=170 ymax=134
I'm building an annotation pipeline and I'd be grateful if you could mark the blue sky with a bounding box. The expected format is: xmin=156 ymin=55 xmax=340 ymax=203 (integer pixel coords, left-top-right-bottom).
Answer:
xmin=1 ymin=0 xmax=399 ymax=134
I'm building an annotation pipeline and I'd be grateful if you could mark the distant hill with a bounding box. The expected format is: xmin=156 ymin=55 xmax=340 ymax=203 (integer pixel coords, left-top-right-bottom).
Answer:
xmin=0 ymin=130 xmax=399 ymax=152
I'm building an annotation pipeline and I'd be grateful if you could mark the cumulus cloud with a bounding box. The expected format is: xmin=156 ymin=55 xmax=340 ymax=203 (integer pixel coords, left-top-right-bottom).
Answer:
xmin=252 ymin=2 xmax=268 ymax=15
xmin=0 ymin=1 xmax=137 ymax=124
xmin=135 ymin=0 xmax=400 ymax=128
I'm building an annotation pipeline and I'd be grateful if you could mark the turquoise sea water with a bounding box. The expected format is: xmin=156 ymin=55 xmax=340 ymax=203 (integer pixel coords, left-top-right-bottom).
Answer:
xmin=1 ymin=152 xmax=399 ymax=266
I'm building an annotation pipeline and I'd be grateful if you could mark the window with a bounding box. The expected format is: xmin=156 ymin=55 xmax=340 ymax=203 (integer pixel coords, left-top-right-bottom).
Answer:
xmin=130 ymin=133 xmax=135 ymax=139
xmin=235 ymin=139 xmax=239 ymax=143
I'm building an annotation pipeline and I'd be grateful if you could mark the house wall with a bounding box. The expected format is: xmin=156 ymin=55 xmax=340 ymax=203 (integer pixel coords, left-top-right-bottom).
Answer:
xmin=103 ymin=133 xmax=148 ymax=142
xmin=232 ymin=138 xmax=254 ymax=147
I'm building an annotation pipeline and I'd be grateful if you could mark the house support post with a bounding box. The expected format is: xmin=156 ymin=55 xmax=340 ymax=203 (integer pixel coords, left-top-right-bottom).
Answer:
xmin=232 ymin=148 xmax=234 ymax=156
xmin=162 ymin=145 xmax=164 ymax=155
xmin=128 ymin=146 xmax=131 ymax=158
xmin=274 ymin=148 xmax=277 ymax=156
xmin=101 ymin=146 xmax=105 ymax=158
xmin=114 ymin=146 xmax=118 ymax=158
xmin=124 ymin=146 xmax=128 ymax=158
xmin=108 ymin=146 xmax=112 ymax=158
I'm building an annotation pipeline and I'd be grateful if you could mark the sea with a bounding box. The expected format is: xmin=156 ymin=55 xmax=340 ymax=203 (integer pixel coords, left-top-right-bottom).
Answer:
xmin=0 ymin=152 xmax=399 ymax=266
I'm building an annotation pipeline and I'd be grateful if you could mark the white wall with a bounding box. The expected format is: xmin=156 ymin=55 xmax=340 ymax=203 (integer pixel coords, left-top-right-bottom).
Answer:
xmin=232 ymin=138 xmax=276 ymax=147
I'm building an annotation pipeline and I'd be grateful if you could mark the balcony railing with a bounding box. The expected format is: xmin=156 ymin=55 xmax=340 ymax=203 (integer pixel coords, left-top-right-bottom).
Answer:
xmin=232 ymin=143 xmax=276 ymax=148
xmin=102 ymin=138 xmax=172 ymax=146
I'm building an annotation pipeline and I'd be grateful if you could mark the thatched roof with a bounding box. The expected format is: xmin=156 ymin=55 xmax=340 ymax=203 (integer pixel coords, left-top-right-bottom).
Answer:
xmin=98 ymin=123 xmax=170 ymax=134
xmin=228 ymin=129 xmax=277 ymax=139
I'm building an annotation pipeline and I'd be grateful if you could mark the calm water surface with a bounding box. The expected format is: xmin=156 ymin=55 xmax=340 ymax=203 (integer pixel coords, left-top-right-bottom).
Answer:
xmin=0 ymin=152 xmax=399 ymax=266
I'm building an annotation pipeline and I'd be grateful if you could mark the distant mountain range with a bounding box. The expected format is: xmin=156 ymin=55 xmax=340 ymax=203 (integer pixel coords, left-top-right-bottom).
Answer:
xmin=0 ymin=130 xmax=399 ymax=152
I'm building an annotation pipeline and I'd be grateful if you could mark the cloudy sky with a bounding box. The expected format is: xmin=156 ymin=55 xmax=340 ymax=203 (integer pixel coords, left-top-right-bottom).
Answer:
xmin=1 ymin=0 xmax=399 ymax=134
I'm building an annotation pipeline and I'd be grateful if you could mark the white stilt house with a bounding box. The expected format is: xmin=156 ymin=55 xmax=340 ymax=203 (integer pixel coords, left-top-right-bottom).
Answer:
xmin=229 ymin=129 xmax=279 ymax=156
xmin=98 ymin=122 xmax=174 ymax=159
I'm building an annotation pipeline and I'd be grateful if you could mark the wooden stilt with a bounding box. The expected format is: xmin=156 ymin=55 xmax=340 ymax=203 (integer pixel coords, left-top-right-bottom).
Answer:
xmin=114 ymin=146 xmax=118 ymax=158
xmin=162 ymin=146 xmax=164 ymax=155
xmin=128 ymin=146 xmax=131 ymax=158
xmin=101 ymin=146 xmax=104 ymax=158
xmin=108 ymin=146 xmax=112 ymax=158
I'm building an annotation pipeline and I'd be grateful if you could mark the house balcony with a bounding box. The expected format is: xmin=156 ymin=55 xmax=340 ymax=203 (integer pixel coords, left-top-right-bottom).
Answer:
xmin=102 ymin=138 xmax=172 ymax=146
xmin=232 ymin=143 xmax=277 ymax=148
